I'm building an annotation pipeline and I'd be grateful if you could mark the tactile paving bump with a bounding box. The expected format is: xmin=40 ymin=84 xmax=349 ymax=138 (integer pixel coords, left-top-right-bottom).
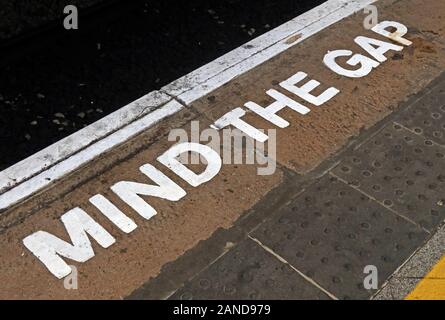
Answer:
xmin=332 ymin=123 xmax=445 ymax=231
xmin=252 ymin=176 xmax=427 ymax=300
xmin=398 ymin=79 xmax=445 ymax=145
xmin=170 ymin=239 xmax=330 ymax=300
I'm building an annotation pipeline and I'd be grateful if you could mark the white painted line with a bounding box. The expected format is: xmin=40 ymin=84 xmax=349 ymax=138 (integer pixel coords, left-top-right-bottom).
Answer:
xmin=0 ymin=91 xmax=170 ymax=194
xmin=0 ymin=101 xmax=184 ymax=211
xmin=162 ymin=0 xmax=376 ymax=105
xmin=0 ymin=0 xmax=375 ymax=211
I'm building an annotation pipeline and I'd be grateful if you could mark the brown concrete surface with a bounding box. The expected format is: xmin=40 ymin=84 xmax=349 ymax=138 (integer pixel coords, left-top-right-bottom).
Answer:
xmin=194 ymin=0 xmax=445 ymax=173
xmin=0 ymin=0 xmax=444 ymax=299
xmin=0 ymin=114 xmax=283 ymax=299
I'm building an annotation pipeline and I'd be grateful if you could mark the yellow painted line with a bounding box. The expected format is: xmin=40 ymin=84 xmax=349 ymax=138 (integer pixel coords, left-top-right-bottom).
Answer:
xmin=406 ymin=255 xmax=445 ymax=300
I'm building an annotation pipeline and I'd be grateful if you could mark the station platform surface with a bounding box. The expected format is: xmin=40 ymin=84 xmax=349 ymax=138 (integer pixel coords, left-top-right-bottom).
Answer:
xmin=1 ymin=0 xmax=445 ymax=299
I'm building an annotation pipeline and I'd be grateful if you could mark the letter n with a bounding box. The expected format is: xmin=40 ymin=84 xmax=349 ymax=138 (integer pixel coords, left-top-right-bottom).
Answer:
xmin=111 ymin=164 xmax=186 ymax=220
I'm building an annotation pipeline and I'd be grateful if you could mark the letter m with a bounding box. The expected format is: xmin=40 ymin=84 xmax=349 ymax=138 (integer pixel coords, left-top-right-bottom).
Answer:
xmin=23 ymin=208 xmax=115 ymax=279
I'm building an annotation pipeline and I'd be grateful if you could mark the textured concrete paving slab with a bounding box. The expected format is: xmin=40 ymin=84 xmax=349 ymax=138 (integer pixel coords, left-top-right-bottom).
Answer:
xmin=398 ymin=81 xmax=445 ymax=146
xmin=169 ymin=239 xmax=330 ymax=300
xmin=251 ymin=175 xmax=427 ymax=300
xmin=375 ymin=224 xmax=445 ymax=300
xmin=332 ymin=124 xmax=445 ymax=231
